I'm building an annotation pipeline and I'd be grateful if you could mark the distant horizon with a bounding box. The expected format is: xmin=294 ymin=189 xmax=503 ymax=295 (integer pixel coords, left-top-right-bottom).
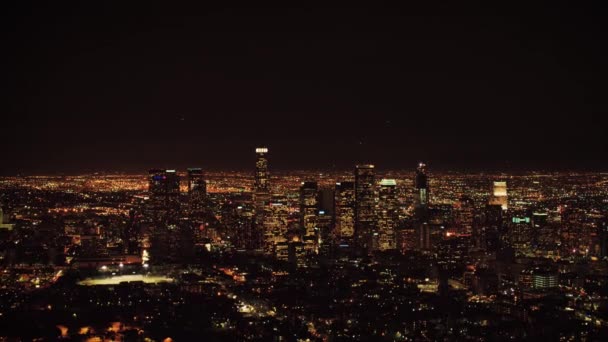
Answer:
xmin=3 ymin=165 xmax=607 ymax=177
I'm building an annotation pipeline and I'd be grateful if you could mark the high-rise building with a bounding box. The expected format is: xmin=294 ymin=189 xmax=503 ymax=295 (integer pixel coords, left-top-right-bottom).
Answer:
xmin=334 ymin=182 xmax=355 ymax=243
xmin=453 ymin=196 xmax=475 ymax=235
xmin=261 ymin=202 xmax=289 ymax=255
xmin=378 ymin=179 xmax=397 ymax=251
xmin=147 ymin=169 xmax=181 ymax=222
xmin=418 ymin=222 xmax=431 ymax=250
xmin=414 ymin=162 xmax=430 ymax=220
xmin=478 ymin=204 xmax=503 ymax=251
xmin=355 ymin=164 xmax=377 ymax=253
xmin=317 ymin=188 xmax=335 ymax=217
xmin=187 ymin=168 xmax=206 ymax=214
xmin=489 ymin=181 xmax=508 ymax=211
xmin=254 ymin=147 xmax=270 ymax=207
xmin=507 ymin=214 xmax=533 ymax=255
xmin=300 ymin=181 xmax=319 ymax=253
xmin=316 ymin=210 xmax=333 ymax=256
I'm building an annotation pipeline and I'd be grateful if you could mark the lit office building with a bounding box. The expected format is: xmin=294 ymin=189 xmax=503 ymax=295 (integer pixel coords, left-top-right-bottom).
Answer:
xmin=414 ymin=162 xmax=430 ymax=221
xmin=334 ymin=181 xmax=355 ymax=243
xmin=147 ymin=169 xmax=181 ymax=222
xmin=187 ymin=168 xmax=206 ymax=214
xmin=300 ymin=181 xmax=319 ymax=253
xmin=453 ymin=196 xmax=475 ymax=235
xmin=489 ymin=181 xmax=508 ymax=211
xmin=355 ymin=164 xmax=377 ymax=253
xmin=377 ymin=179 xmax=397 ymax=251
xmin=254 ymin=147 xmax=270 ymax=207
xmin=261 ymin=202 xmax=289 ymax=255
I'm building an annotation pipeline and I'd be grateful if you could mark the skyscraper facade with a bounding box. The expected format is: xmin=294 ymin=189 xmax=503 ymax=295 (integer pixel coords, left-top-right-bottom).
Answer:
xmin=300 ymin=181 xmax=319 ymax=253
xmin=355 ymin=164 xmax=377 ymax=253
xmin=187 ymin=168 xmax=206 ymax=214
xmin=147 ymin=169 xmax=181 ymax=222
xmin=489 ymin=181 xmax=508 ymax=211
xmin=453 ymin=196 xmax=475 ymax=236
xmin=414 ymin=162 xmax=429 ymax=221
xmin=378 ymin=179 xmax=398 ymax=251
xmin=254 ymin=147 xmax=270 ymax=207
xmin=334 ymin=181 xmax=355 ymax=243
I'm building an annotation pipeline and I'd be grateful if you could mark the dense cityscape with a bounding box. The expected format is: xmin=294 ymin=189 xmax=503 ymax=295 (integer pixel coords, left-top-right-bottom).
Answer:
xmin=4 ymin=2 xmax=608 ymax=341
xmin=0 ymin=147 xmax=607 ymax=340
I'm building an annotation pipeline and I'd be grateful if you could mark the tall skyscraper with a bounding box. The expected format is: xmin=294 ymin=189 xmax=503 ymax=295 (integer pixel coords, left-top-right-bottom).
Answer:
xmin=334 ymin=181 xmax=355 ymax=243
xmin=147 ymin=169 xmax=181 ymax=222
xmin=378 ymin=179 xmax=397 ymax=251
xmin=414 ymin=162 xmax=430 ymax=221
xmin=300 ymin=181 xmax=319 ymax=253
xmin=355 ymin=164 xmax=377 ymax=253
xmin=261 ymin=202 xmax=289 ymax=255
xmin=187 ymin=168 xmax=206 ymax=214
xmin=489 ymin=181 xmax=508 ymax=210
xmin=254 ymin=147 xmax=270 ymax=207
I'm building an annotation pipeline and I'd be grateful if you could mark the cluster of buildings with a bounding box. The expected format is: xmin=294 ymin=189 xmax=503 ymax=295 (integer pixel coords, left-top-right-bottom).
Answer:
xmin=0 ymin=148 xmax=607 ymax=340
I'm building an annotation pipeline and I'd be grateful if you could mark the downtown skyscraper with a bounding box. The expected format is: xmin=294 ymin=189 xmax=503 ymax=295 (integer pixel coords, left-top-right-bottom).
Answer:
xmin=254 ymin=147 xmax=270 ymax=208
xmin=378 ymin=179 xmax=398 ymax=251
xmin=355 ymin=164 xmax=377 ymax=253
xmin=187 ymin=168 xmax=206 ymax=215
xmin=147 ymin=169 xmax=181 ymax=222
xmin=300 ymin=181 xmax=319 ymax=253
xmin=414 ymin=162 xmax=429 ymax=221
xmin=334 ymin=181 xmax=355 ymax=244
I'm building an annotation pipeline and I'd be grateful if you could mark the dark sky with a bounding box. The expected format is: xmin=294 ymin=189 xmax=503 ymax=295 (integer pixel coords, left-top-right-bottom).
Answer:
xmin=2 ymin=3 xmax=607 ymax=174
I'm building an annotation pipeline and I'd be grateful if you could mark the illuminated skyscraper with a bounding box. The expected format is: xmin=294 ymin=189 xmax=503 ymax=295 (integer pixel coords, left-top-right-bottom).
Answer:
xmin=355 ymin=164 xmax=377 ymax=253
xmin=254 ymin=147 xmax=270 ymax=207
xmin=334 ymin=181 xmax=355 ymax=243
xmin=489 ymin=181 xmax=508 ymax=210
xmin=414 ymin=162 xmax=429 ymax=220
xmin=261 ymin=202 xmax=289 ymax=255
xmin=300 ymin=181 xmax=319 ymax=253
xmin=378 ymin=179 xmax=397 ymax=251
xmin=147 ymin=169 xmax=181 ymax=222
xmin=187 ymin=168 xmax=206 ymax=214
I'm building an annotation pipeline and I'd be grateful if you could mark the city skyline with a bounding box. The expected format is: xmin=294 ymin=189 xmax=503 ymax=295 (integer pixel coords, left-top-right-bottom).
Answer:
xmin=2 ymin=3 xmax=607 ymax=340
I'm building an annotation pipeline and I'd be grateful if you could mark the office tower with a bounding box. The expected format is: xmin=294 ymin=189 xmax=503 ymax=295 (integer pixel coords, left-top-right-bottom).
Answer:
xmin=377 ymin=179 xmax=397 ymax=251
xmin=334 ymin=182 xmax=355 ymax=243
xmin=316 ymin=210 xmax=333 ymax=256
xmin=453 ymin=196 xmax=475 ymax=235
xmin=261 ymin=202 xmax=289 ymax=255
xmin=300 ymin=181 xmax=319 ymax=253
xmin=254 ymin=147 xmax=270 ymax=207
xmin=507 ymin=214 xmax=533 ymax=255
xmin=532 ymin=211 xmax=551 ymax=250
xmin=418 ymin=222 xmax=431 ymax=250
xmin=147 ymin=169 xmax=181 ymax=222
xmin=187 ymin=168 xmax=206 ymax=214
xmin=317 ymin=188 xmax=335 ymax=217
xmin=414 ymin=162 xmax=430 ymax=221
xmin=478 ymin=204 xmax=503 ymax=251
xmin=221 ymin=202 xmax=256 ymax=250
xmin=355 ymin=164 xmax=377 ymax=253
xmin=489 ymin=181 xmax=508 ymax=211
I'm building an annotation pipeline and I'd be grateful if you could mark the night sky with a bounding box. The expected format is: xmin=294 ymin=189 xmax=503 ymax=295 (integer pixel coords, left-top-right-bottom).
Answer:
xmin=3 ymin=4 xmax=607 ymax=174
